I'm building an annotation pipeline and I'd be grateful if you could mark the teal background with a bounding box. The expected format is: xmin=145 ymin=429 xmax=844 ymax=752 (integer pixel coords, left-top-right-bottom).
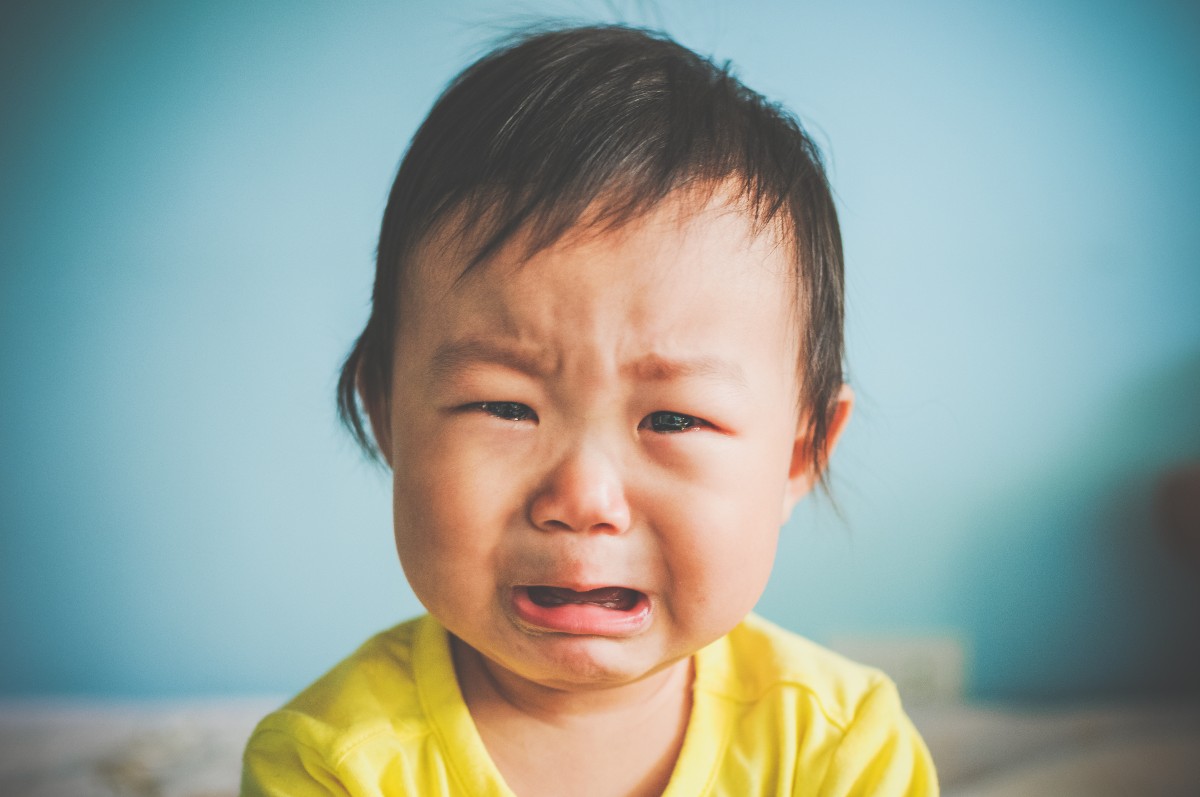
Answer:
xmin=2 ymin=0 xmax=1198 ymax=700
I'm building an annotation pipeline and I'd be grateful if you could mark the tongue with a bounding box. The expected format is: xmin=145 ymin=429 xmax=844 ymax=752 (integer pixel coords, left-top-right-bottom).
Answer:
xmin=527 ymin=586 xmax=640 ymax=610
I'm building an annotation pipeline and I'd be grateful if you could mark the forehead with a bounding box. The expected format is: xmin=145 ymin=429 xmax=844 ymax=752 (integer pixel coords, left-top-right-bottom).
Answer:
xmin=394 ymin=191 xmax=801 ymax=392
xmin=404 ymin=188 xmax=796 ymax=317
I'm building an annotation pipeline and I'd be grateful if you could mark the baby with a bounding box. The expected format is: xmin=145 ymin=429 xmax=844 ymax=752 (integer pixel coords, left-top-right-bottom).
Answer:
xmin=243 ymin=24 xmax=937 ymax=797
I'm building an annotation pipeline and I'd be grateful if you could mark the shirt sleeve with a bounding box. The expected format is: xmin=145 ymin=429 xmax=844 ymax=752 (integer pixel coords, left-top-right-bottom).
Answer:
xmin=811 ymin=678 xmax=939 ymax=797
xmin=241 ymin=727 xmax=355 ymax=797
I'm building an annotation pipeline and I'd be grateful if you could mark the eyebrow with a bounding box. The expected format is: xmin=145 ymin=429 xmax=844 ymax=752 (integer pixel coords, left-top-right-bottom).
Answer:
xmin=622 ymin=353 xmax=748 ymax=390
xmin=429 ymin=338 xmax=747 ymax=391
xmin=428 ymin=338 xmax=553 ymax=383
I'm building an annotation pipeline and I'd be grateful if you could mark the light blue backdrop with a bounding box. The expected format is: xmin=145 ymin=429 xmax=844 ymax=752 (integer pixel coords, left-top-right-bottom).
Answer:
xmin=3 ymin=0 xmax=1198 ymax=700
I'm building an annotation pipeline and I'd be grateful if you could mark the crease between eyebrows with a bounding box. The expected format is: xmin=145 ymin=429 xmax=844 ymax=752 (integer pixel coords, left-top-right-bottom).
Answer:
xmin=427 ymin=338 xmax=749 ymax=393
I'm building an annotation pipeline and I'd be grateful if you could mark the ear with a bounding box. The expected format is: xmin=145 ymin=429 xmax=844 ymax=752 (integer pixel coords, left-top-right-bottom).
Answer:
xmin=358 ymin=366 xmax=394 ymax=468
xmin=782 ymin=384 xmax=854 ymax=522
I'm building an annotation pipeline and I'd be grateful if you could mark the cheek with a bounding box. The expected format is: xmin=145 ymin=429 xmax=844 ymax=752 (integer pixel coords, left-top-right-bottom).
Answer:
xmin=657 ymin=514 xmax=780 ymax=642
xmin=391 ymin=442 xmax=465 ymax=567
xmin=647 ymin=447 xmax=787 ymax=620
xmin=391 ymin=436 xmax=521 ymax=584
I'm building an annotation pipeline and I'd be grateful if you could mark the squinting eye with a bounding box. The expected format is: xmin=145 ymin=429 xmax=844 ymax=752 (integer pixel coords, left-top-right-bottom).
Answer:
xmin=642 ymin=411 xmax=702 ymax=433
xmin=477 ymin=402 xmax=536 ymax=422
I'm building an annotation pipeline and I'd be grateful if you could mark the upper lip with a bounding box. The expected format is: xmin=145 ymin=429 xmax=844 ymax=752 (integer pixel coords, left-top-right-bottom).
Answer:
xmin=519 ymin=583 xmax=643 ymax=593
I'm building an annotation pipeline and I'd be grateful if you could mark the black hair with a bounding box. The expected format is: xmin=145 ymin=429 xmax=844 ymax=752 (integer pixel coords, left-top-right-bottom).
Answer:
xmin=337 ymin=23 xmax=845 ymax=483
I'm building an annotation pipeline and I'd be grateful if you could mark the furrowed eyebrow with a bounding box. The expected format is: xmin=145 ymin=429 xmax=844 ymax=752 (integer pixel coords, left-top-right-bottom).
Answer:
xmin=623 ymin=354 xmax=749 ymax=391
xmin=427 ymin=340 xmax=749 ymax=393
xmin=427 ymin=338 xmax=552 ymax=382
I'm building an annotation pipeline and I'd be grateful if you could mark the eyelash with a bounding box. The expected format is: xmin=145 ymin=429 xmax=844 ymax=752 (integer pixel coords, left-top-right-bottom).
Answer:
xmin=474 ymin=402 xmax=536 ymax=422
xmin=470 ymin=403 xmax=707 ymax=434
xmin=639 ymin=411 xmax=706 ymax=434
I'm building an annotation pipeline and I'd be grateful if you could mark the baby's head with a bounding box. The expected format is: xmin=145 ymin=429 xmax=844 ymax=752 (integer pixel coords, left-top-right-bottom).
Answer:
xmin=338 ymin=25 xmax=851 ymax=690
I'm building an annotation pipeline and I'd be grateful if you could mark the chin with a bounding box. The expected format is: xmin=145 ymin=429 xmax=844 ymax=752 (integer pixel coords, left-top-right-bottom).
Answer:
xmin=456 ymin=627 xmax=633 ymax=687
xmin=512 ymin=636 xmax=687 ymax=691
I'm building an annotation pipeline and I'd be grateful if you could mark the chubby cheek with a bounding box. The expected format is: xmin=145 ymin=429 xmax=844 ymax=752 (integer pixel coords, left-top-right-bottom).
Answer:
xmin=647 ymin=444 xmax=788 ymax=638
xmin=390 ymin=434 xmax=516 ymax=610
xmin=666 ymin=510 xmax=779 ymax=631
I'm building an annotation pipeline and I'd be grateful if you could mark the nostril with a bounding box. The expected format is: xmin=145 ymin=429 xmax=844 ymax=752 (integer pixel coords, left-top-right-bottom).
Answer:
xmin=530 ymin=501 xmax=631 ymax=535
xmin=528 ymin=448 xmax=632 ymax=534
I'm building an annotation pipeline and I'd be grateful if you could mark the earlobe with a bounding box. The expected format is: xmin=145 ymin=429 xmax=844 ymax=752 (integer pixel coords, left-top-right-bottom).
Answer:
xmin=781 ymin=384 xmax=854 ymax=522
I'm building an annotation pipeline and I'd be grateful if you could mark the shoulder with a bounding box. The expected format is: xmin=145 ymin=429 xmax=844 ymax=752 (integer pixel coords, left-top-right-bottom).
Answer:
xmin=700 ymin=613 xmax=887 ymax=730
xmin=243 ymin=615 xmax=439 ymax=779
xmin=694 ymin=614 xmax=939 ymax=795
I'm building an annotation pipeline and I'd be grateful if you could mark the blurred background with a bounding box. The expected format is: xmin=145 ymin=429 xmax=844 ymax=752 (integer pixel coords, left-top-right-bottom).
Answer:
xmin=2 ymin=0 xmax=1198 ymax=704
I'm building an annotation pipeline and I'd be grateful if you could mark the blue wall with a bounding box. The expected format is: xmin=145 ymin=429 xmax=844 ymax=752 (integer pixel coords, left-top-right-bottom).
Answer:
xmin=3 ymin=0 xmax=1198 ymax=700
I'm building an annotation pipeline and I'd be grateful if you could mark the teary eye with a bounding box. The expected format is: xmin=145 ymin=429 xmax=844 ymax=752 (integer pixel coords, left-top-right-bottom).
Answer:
xmin=477 ymin=402 xmax=536 ymax=422
xmin=641 ymin=411 xmax=703 ymax=433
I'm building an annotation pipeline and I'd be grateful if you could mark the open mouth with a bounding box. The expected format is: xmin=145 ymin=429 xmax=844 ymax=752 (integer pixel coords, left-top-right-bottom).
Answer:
xmin=525 ymin=585 xmax=643 ymax=611
xmin=512 ymin=585 xmax=651 ymax=635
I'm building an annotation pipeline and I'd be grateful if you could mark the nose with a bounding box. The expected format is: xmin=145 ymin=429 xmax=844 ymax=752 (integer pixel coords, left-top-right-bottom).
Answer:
xmin=528 ymin=443 xmax=632 ymax=535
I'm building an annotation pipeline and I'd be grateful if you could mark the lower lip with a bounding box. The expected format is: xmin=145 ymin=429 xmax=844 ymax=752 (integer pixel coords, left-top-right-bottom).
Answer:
xmin=511 ymin=587 xmax=652 ymax=636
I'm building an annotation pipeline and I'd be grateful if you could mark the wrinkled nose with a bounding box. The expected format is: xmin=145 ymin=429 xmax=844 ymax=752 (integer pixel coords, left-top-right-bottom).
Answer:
xmin=529 ymin=445 xmax=632 ymax=534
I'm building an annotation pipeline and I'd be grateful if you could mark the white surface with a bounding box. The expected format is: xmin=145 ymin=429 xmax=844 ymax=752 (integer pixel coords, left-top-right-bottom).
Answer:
xmin=0 ymin=696 xmax=1196 ymax=795
xmin=911 ymin=700 xmax=1200 ymax=796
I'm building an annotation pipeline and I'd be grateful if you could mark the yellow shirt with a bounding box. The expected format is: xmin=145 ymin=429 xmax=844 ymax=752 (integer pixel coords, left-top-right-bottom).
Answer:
xmin=242 ymin=614 xmax=937 ymax=796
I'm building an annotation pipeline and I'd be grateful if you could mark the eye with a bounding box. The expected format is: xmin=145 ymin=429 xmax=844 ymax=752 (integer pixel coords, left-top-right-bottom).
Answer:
xmin=475 ymin=401 xmax=537 ymax=422
xmin=641 ymin=411 xmax=705 ymax=433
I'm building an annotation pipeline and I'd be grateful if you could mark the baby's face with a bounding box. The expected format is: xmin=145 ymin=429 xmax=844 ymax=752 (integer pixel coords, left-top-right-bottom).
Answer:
xmin=385 ymin=192 xmax=818 ymax=692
